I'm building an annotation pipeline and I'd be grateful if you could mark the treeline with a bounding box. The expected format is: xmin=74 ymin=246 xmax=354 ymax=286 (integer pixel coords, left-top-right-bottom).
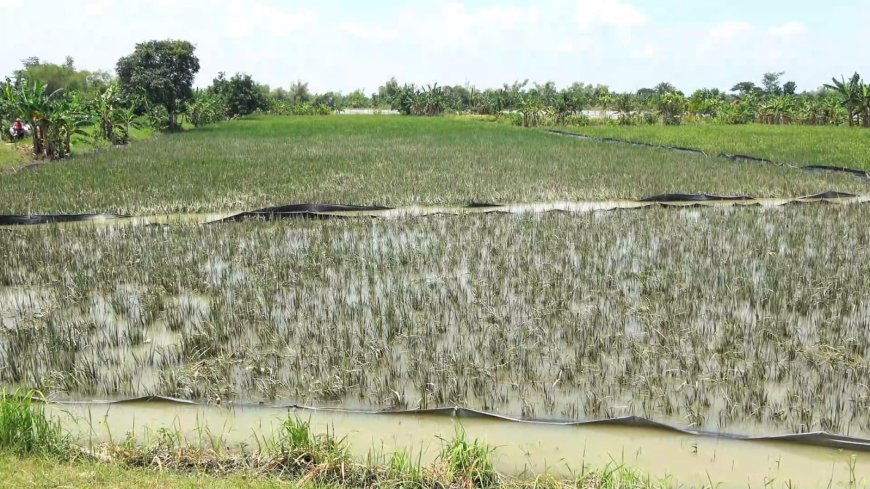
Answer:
xmin=352 ymin=73 xmax=870 ymax=128
xmin=3 ymin=39 xmax=870 ymax=160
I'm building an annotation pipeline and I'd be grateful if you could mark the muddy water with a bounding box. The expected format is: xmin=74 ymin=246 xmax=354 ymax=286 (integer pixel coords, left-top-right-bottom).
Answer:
xmin=48 ymin=402 xmax=870 ymax=488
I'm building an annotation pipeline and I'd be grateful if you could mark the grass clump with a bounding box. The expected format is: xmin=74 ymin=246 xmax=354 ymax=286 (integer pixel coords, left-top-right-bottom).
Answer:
xmin=438 ymin=429 xmax=498 ymax=488
xmin=0 ymin=390 xmax=66 ymax=456
xmin=274 ymin=416 xmax=350 ymax=482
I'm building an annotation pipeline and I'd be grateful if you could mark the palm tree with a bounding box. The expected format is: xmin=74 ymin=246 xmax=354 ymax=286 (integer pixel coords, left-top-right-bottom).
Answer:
xmin=824 ymin=73 xmax=862 ymax=126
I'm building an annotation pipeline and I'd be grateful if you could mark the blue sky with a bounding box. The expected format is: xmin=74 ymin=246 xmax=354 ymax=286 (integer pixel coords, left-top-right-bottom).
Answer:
xmin=2 ymin=0 xmax=868 ymax=94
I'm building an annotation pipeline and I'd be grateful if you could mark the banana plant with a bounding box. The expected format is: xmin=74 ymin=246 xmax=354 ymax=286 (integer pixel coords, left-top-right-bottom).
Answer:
xmin=825 ymin=73 xmax=862 ymax=126
xmin=52 ymin=92 xmax=92 ymax=156
xmin=10 ymin=80 xmax=65 ymax=157
xmin=859 ymin=83 xmax=870 ymax=127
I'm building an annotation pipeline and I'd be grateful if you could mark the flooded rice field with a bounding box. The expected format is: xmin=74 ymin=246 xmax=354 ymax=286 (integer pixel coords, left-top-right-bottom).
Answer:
xmin=2 ymin=205 xmax=869 ymax=443
xmin=47 ymin=400 xmax=870 ymax=488
xmin=2 ymin=193 xmax=868 ymax=228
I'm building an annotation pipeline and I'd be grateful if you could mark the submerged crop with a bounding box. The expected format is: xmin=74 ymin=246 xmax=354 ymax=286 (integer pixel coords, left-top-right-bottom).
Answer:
xmin=1 ymin=205 xmax=869 ymax=437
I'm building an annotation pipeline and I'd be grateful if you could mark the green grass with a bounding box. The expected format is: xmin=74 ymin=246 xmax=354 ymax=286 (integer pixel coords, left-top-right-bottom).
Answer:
xmin=0 ymin=116 xmax=865 ymax=215
xmin=0 ymin=395 xmax=682 ymax=489
xmin=0 ymin=391 xmax=65 ymax=456
xmin=0 ymin=142 xmax=30 ymax=168
xmin=0 ymin=454 xmax=690 ymax=489
xmin=1 ymin=124 xmax=157 ymax=171
xmin=0 ymin=454 xmax=302 ymax=488
xmin=553 ymin=124 xmax=870 ymax=170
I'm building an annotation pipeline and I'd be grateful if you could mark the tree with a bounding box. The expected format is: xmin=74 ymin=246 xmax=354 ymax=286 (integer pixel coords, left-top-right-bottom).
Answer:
xmin=783 ymin=81 xmax=797 ymax=96
xmin=288 ymin=80 xmax=311 ymax=105
xmin=376 ymin=77 xmax=400 ymax=107
xmin=116 ymin=40 xmax=200 ymax=132
xmin=762 ymin=71 xmax=785 ymax=95
xmin=653 ymin=82 xmax=677 ymax=95
xmin=655 ymin=92 xmax=688 ymax=125
xmin=209 ymin=72 xmax=267 ymax=118
xmin=731 ymin=81 xmax=760 ymax=97
xmin=688 ymin=88 xmax=725 ymax=118
xmin=343 ymin=89 xmax=370 ymax=109
xmin=16 ymin=57 xmax=110 ymax=95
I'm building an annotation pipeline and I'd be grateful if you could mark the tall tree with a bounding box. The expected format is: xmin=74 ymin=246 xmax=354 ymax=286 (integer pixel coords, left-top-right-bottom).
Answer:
xmin=762 ymin=71 xmax=785 ymax=95
xmin=15 ymin=57 xmax=109 ymax=95
xmin=653 ymin=82 xmax=678 ymax=95
xmin=116 ymin=40 xmax=200 ymax=132
xmin=731 ymin=81 xmax=760 ymax=97
xmin=288 ymin=80 xmax=311 ymax=104
xmin=210 ymin=72 xmax=268 ymax=118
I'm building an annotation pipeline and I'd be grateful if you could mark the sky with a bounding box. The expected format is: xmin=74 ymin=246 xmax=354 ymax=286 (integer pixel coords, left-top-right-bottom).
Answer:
xmin=1 ymin=0 xmax=869 ymax=95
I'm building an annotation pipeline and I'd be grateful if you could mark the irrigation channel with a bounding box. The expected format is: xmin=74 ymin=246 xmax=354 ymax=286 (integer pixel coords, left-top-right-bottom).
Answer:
xmin=1 ymin=193 xmax=869 ymax=227
xmin=46 ymin=399 xmax=870 ymax=488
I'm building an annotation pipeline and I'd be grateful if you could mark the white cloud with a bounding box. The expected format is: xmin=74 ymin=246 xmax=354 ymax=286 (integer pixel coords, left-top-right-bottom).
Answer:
xmin=574 ymin=0 xmax=647 ymax=32
xmin=397 ymin=3 xmax=542 ymax=49
xmin=768 ymin=21 xmax=807 ymax=40
xmin=695 ymin=21 xmax=754 ymax=60
xmin=224 ymin=2 xmax=317 ymax=39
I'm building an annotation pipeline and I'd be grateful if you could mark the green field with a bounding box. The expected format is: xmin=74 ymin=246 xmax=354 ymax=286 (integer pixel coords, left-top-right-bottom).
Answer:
xmin=0 ymin=116 xmax=865 ymax=215
xmin=0 ymin=142 xmax=30 ymax=168
xmin=554 ymin=124 xmax=870 ymax=170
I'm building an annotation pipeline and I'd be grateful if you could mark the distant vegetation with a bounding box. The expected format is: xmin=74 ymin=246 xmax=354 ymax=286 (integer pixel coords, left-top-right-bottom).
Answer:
xmin=2 ymin=37 xmax=870 ymax=163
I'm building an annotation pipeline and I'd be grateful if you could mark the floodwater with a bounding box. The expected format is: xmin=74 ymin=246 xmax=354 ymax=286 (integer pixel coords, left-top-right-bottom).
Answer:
xmin=47 ymin=401 xmax=870 ymax=488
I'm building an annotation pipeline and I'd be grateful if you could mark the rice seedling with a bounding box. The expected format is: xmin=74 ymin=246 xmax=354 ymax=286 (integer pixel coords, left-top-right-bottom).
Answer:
xmin=0 ymin=116 xmax=865 ymax=216
xmin=1 ymin=204 xmax=868 ymax=438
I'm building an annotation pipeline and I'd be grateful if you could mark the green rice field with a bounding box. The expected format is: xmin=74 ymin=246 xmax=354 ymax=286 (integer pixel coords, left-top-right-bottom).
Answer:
xmin=0 ymin=117 xmax=865 ymax=215
xmin=554 ymin=124 xmax=870 ymax=170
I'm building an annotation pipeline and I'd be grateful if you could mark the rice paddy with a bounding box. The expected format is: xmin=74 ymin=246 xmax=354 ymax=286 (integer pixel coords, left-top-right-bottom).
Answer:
xmin=3 ymin=115 xmax=870 ymax=487
xmin=553 ymin=124 xmax=870 ymax=171
xmin=2 ymin=203 xmax=869 ymax=439
xmin=0 ymin=117 xmax=866 ymax=216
